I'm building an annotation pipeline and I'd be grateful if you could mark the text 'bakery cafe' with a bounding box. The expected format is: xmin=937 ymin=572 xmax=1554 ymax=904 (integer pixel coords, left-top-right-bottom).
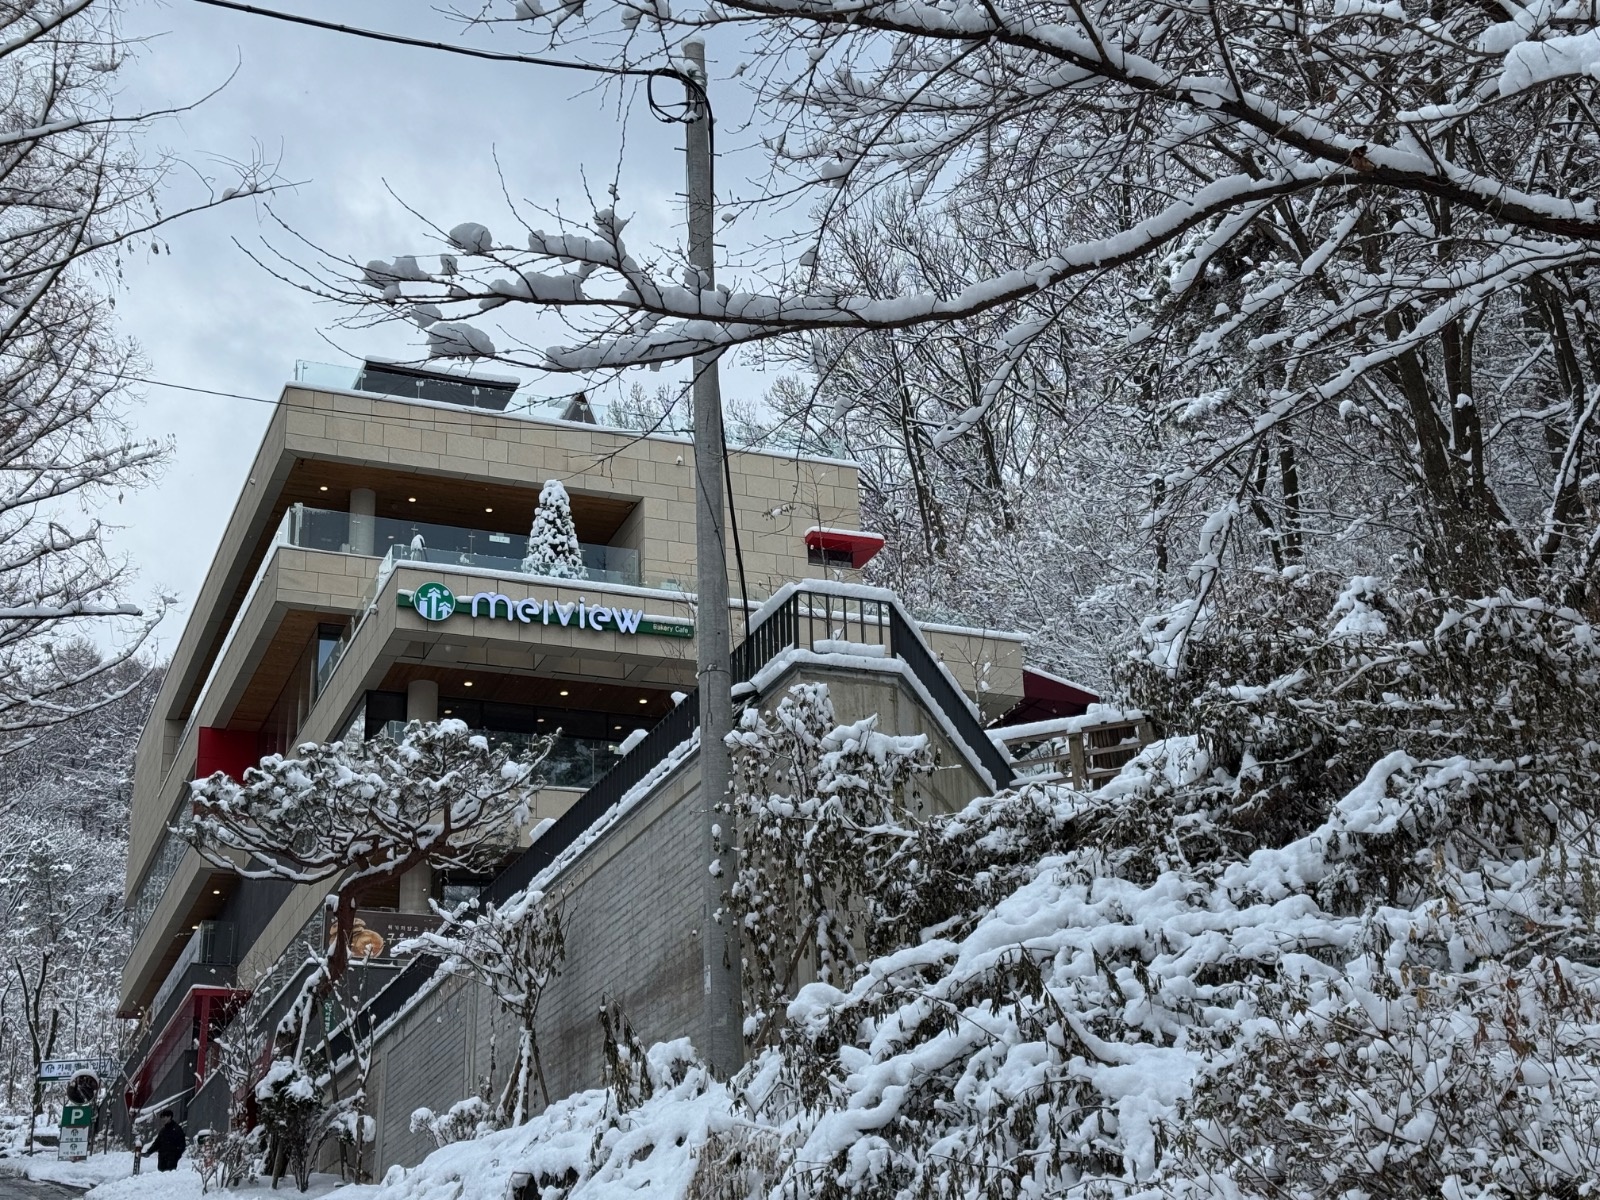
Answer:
xmin=403 ymin=580 xmax=693 ymax=638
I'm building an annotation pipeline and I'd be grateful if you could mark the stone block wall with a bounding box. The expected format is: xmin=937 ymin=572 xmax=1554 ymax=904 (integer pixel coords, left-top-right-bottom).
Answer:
xmin=368 ymin=756 xmax=708 ymax=1169
xmin=361 ymin=658 xmax=1002 ymax=1170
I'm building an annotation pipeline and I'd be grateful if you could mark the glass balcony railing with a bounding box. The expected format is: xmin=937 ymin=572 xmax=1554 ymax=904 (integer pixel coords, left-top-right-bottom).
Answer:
xmin=378 ymin=722 xmax=624 ymax=791
xmin=281 ymin=504 xmax=650 ymax=590
xmin=294 ymin=359 xmax=522 ymax=411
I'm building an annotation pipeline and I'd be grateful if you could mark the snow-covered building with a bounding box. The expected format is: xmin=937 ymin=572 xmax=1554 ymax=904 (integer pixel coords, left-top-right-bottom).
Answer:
xmin=116 ymin=362 xmax=1091 ymax=1149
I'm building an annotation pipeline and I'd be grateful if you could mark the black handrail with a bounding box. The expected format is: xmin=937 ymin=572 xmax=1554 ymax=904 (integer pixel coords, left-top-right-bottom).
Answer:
xmin=484 ymin=695 xmax=699 ymax=904
xmin=887 ymin=607 xmax=1014 ymax=786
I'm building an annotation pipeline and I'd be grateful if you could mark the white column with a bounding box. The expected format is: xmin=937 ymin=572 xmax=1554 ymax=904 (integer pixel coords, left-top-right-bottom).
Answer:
xmin=401 ymin=678 xmax=439 ymax=911
xmin=406 ymin=679 xmax=438 ymax=723
xmin=349 ymin=487 xmax=376 ymax=556
xmin=399 ymin=864 xmax=432 ymax=914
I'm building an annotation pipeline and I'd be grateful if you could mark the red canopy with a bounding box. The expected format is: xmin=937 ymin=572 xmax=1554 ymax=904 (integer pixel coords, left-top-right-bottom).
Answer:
xmin=993 ymin=667 xmax=1099 ymax=726
xmin=804 ymin=527 xmax=886 ymax=569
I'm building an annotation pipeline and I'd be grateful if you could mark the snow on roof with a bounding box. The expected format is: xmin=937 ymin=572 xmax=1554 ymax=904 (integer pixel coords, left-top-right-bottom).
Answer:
xmin=988 ymin=707 xmax=1144 ymax=745
xmin=803 ymin=525 xmax=885 ymax=539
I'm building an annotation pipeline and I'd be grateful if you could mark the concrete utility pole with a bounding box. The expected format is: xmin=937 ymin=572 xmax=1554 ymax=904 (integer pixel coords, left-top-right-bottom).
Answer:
xmin=684 ymin=38 xmax=741 ymax=1079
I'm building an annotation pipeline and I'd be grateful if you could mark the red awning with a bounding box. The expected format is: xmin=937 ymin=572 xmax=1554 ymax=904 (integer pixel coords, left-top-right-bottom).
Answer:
xmin=993 ymin=667 xmax=1099 ymax=727
xmin=804 ymin=527 xmax=886 ymax=568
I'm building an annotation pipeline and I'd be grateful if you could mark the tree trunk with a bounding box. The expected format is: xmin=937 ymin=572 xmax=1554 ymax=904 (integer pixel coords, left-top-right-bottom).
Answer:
xmin=16 ymin=954 xmax=58 ymax=1157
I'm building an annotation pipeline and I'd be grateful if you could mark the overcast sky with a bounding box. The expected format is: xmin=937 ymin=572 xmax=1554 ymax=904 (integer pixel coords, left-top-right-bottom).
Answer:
xmin=105 ymin=0 xmax=777 ymax=655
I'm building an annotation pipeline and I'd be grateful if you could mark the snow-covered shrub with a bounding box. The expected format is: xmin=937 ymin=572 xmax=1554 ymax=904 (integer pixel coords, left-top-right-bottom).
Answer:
xmin=1174 ymin=955 xmax=1600 ymax=1197
xmin=599 ymin=996 xmax=670 ymax=1115
xmin=1122 ymin=573 xmax=1600 ymax=896
xmin=750 ymin=577 xmax=1600 ymax=1197
xmin=721 ymin=682 xmax=933 ymax=1044
xmin=255 ymin=1056 xmax=325 ymax=1192
xmin=521 ymin=479 xmax=585 ymax=579
xmin=410 ymin=1097 xmax=497 ymax=1149
xmin=191 ymin=1121 xmax=263 ymax=1194
xmin=399 ymin=890 xmax=566 ymax=1125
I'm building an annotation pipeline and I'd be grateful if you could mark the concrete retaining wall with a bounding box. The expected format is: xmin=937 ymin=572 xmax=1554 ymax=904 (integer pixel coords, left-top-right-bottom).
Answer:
xmin=364 ymin=661 xmax=995 ymax=1169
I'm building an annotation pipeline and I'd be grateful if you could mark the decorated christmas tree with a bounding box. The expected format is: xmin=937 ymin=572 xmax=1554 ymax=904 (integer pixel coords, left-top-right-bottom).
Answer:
xmin=521 ymin=478 xmax=586 ymax=579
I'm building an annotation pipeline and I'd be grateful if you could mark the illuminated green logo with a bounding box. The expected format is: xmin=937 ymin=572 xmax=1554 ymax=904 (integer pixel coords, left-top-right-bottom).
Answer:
xmin=412 ymin=581 xmax=457 ymax=621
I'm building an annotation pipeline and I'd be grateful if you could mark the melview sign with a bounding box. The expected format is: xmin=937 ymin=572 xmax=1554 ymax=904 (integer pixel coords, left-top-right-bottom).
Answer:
xmin=402 ymin=581 xmax=692 ymax=639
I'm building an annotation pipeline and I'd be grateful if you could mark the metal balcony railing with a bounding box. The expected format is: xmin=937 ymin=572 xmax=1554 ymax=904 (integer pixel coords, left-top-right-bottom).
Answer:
xmin=128 ymin=825 xmax=190 ymax=943
xmin=376 ymin=720 xmax=628 ymax=792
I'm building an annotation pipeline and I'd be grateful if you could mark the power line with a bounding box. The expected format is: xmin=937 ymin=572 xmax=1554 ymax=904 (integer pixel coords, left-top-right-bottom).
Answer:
xmin=187 ymin=0 xmax=705 ymax=115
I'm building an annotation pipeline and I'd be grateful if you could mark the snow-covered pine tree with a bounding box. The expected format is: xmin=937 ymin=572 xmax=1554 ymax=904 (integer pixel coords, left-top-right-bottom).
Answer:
xmin=187 ymin=721 xmax=549 ymax=1185
xmin=520 ymin=479 xmax=586 ymax=580
xmin=397 ymin=889 xmax=565 ymax=1127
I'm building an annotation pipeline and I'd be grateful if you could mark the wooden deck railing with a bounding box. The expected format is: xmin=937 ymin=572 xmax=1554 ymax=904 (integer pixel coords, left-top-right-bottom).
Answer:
xmin=990 ymin=711 xmax=1151 ymax=790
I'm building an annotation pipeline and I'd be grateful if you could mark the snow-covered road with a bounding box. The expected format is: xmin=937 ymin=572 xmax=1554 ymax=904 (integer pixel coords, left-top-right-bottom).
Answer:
xmin=0 ymin=1177 xmax=83 ymax=1200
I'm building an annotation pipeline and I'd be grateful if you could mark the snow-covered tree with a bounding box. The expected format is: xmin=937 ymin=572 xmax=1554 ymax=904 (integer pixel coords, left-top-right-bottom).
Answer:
xmin=520 ymin=479 xmax=585 ymax=580
xmin=186 ymin=721 xmax=548 ymax=1027
xmin=721 ymin=682 xmax=932 ymax=1045
xmin=188 ymin=722 xmax=547 ymax=1187
xmin=279 ymin=0 xmax=1600 ymax=667
xmin=0 ymin=652 xmax=156 ymax=1134
xmin=398 ymin=889 xmax=566 ymax=1126
xmin=0 ymin=0 xmax=270 ymax=750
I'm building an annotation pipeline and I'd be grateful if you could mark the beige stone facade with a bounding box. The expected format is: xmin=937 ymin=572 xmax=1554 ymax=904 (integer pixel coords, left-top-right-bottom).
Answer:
xmin=120 ymin=381 xmax=1030 ymax=1020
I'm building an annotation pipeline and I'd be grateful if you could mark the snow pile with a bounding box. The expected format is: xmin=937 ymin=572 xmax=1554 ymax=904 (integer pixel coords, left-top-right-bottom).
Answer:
xmin=373 ymin=1043 xmax=731 ymax=1200
xmin=0 ymin=1150 xmax=137 ymax=1189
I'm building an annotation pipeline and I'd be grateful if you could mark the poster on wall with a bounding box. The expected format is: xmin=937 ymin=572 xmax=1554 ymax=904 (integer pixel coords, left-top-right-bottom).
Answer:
xmin=325 ymin=909 xmax=442 ymax=963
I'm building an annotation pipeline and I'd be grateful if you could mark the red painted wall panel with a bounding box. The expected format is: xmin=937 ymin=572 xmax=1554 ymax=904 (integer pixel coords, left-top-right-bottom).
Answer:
xmin=195 ymin=727 xmax=259 ymax=783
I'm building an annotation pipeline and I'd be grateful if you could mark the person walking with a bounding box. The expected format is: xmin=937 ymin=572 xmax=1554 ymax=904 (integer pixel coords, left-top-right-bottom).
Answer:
xmin=143 ymin=1110 xmax=187 ymax=1171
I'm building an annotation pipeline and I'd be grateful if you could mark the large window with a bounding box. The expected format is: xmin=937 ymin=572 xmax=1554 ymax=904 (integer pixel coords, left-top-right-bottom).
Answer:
xmin=361 ymin=690 xmax=642 ymax=790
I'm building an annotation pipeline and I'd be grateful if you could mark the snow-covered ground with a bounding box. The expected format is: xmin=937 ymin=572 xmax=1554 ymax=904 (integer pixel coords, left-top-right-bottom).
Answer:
xmin=82 ymin=1169 xmax=377 ymax=1200
xmin=0 ymin=1150 xmax=136 ymax=1190
xmin=367 ymin=1041 xmax=729 ymax=1200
